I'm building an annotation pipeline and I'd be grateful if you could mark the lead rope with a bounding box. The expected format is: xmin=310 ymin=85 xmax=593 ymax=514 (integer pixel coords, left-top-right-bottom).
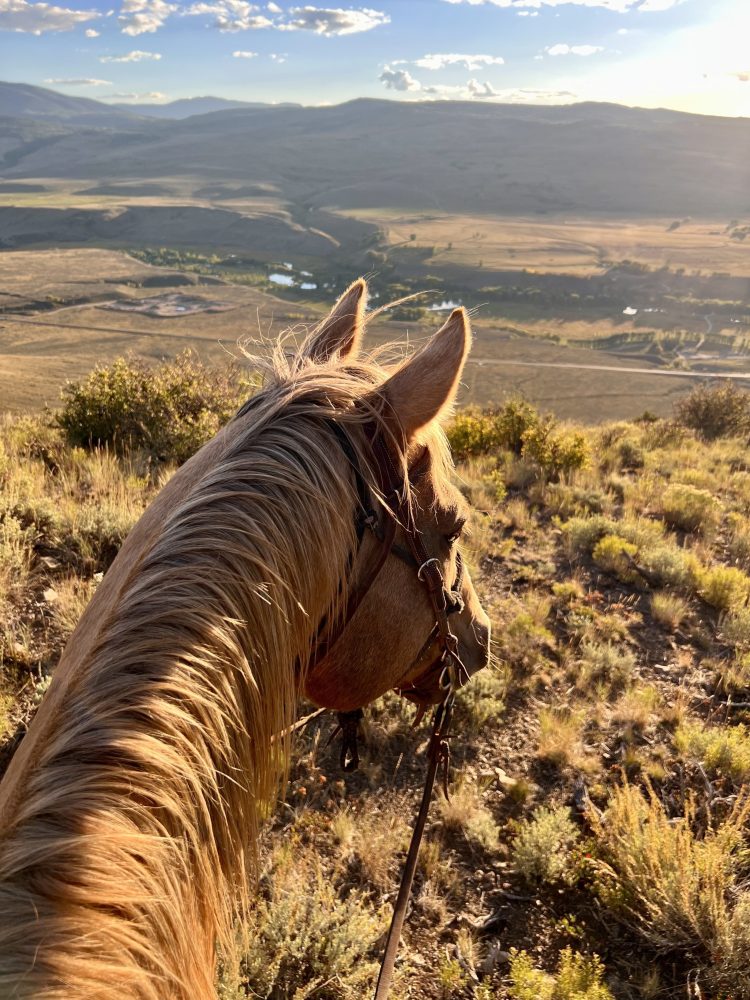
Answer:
xmin=373 ymin=692 xmax=454 ymax=1000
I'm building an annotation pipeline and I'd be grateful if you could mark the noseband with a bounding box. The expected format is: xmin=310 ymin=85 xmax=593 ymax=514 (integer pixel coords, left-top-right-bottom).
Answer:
xmin=312 ymin=421 xmax=468 ymax=711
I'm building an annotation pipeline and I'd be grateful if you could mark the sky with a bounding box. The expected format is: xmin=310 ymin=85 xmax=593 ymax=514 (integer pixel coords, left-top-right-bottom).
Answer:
xmin=1 ymin=0 xmax=748 ymax=116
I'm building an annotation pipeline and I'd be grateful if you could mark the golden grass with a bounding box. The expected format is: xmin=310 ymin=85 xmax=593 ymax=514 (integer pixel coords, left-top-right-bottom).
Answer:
xmin=593 ymin=784 xmax=750 ymax=954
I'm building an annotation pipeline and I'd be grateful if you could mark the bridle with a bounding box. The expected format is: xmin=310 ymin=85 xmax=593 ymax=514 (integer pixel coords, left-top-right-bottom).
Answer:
xmin=311 ymin=420 xmax=469 ymax=1000
xmin=312 ymin=421 xmax=468 ymax=709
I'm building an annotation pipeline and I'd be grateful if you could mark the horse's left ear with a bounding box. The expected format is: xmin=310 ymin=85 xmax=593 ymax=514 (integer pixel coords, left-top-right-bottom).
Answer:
xmin=380 ymin=307 xmax=471 ymax=441
xmin=304 ymin=278 xmax=367 ymax=363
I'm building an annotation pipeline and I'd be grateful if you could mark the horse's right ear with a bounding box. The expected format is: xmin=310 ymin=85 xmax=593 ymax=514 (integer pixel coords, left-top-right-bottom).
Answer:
xmin=379 ymin=307 xmax=471 ymax=442
xmin=304 ymin=279 xmax=367 ymax=363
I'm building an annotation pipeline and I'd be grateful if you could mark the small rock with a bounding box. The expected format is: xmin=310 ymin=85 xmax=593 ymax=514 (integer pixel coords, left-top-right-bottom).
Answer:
xmin=42 ymin=587 xmax=58 ymax=604
xmin=495 ymin=767 xmax=516 ymax=789
xmin=479 ymin=943 xmax=511 ymax=977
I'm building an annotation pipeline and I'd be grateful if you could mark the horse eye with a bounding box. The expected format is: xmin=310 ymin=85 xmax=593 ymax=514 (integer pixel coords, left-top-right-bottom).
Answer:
xmin=445 ymin=522 xmax=465 ymax=544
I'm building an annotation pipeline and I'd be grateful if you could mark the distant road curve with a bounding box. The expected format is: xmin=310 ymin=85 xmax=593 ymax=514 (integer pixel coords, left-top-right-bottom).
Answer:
xmin=469 ymin=358 xmax=750 ymax=381
xmin=2 ymin=314 xmax=749 ymax=382
xmin=0 ymin=314 xmax=228 ymax=346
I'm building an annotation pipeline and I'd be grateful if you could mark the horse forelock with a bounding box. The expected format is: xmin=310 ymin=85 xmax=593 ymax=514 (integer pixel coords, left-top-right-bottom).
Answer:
xmin=0 ymin=342 xmax=455 ymax=999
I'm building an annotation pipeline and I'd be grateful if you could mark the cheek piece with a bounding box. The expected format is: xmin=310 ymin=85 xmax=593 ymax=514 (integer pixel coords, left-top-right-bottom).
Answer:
xmin=310 ymin=421 xmax=468 ymax=772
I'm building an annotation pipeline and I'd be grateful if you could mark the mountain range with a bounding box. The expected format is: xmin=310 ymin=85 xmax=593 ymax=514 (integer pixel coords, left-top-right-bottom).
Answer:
xmin=1 ymin=81 xmax=749 ymax=218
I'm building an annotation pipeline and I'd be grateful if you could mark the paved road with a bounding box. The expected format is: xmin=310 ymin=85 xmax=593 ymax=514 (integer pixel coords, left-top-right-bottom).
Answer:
xmin=0 ymin=313 xmax=225 ymax=345
xmin=469 ymin=357 xmax=750 ymax=381
xmin=3 ymin=313 xmax=750 ymax=381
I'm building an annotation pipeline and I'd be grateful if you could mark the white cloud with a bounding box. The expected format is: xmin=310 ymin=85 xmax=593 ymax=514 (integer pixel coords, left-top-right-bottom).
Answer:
xmin=379 ymin=65 xmax=420 ymax=92
xmin=99 ymin=47 xmax=161 ymax=60
xmin=119 ymin=0 xmax=176 ymax=35
xmin=232 ymin=47 xmax=256 ymax=55
xmin=442 ymin=0 xmax=684 ymax=11
xmin=84 ymin=25 xmax=99 ymax=34
xmin=409 ymin=52 xmax=504 ymax=71
xmin=45 ymin=76 xmax=112 ymax=84
xmin=185 ymin=1 xmax=272 ymax=30
xmin=105 ymin=90 xmax=167 ymax=100
xmin=637 ymin=0 xmax=684 ymax=10
xmin=516 ymin=8 xmax=538 ymax=13
xmin=185 ymin=1 xmax=388 ymax=34
xmin=278 ymin=6 xmax=389 ymax=35
xmin=378 ymin=64 xmax=574 ymax=105
xmin=0 ymin=0 xmax=99 ymax=34
xmin=546 ymin=43 xmax=604 ymax=55
xmin=466 ymin=78 xmax=499 ymax=97
xmin=269 ymin=51 xmax=286 ymax=61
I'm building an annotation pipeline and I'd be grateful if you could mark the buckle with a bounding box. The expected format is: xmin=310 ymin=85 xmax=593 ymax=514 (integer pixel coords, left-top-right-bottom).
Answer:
xmin=417 ymin=557 xmax=441 ymax=582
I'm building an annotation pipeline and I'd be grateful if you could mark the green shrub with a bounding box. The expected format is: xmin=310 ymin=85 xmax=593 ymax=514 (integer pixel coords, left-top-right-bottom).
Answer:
xmin=57 ymin=352 xmax=251 ymax=464
xmin=720 ymin=606 xmax=750 ymax=651
xmin=561 ymin=515 xmax=613 ymax=555
xmin=446 ymin=409 xmax=504 ymax=461
xmin=239 ymin=846 xmax=386 ymax=997
xmin=592 ymin=534 xmax=638 ymax=582
xmin=639 ymin=543 xmax=693 ymax=590
xmin=727 ymin=512 xmax=750 ymax=569
xmin=574 ymin=642 xmax=637 ymax=695
xmin=617 ymin=437 xmax=645 ymax=471
xmin=496 ymin=398 xmax=542 ymax=454
xmin=512 ymin=806 xmax=581 ymax=886
xmin=509 ymin=948 xmax=613 ymax=1000
xmin=675 ymin=722 xmax=750 ymax=784
xmin=447 ymin=397 xmax=541 ymax=461
xmin=660 ymin=483 xmax=720 ymax=534
xmin=521 ymin=421 xmax=590 ymax=481
xmin=674 ymin=381 xmax=750 ymax=440
xmin=695 ymin=564 xmax=750 ymax=611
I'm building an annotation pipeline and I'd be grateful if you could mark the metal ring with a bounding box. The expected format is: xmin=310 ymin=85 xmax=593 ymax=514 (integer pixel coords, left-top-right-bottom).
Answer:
xmin=417 ymin=557 xmax=441 ymax=582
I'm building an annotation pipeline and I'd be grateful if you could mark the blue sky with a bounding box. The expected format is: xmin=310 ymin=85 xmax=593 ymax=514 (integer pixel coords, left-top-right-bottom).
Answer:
xmin=1 ymin=0 xmax=747 ymax=116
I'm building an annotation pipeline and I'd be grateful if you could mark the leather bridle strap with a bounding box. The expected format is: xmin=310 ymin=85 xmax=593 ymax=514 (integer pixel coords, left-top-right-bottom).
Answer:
xmin=311 ymin=420 xmax=467 ymax=998
xmin=373 ymin=697 xmax=453 ymax=1000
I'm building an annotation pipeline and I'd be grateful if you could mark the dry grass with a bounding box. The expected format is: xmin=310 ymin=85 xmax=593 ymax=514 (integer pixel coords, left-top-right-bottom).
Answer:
xmin=537 ymin=707 xmax=588 ymax=769
xmin=650 ymin=592 xmax=689 ymax=631
xmin=5 ymin=367 xmax=750 ymax=996
xmin=436 ymin=778 xmax=499 ymax=852
xmin=593 ymin=784 xmax=750 ymax=994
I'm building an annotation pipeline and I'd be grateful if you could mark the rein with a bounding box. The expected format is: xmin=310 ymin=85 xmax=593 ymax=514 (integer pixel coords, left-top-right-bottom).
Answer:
xmin=316 ymin=421 xmax=468 ymax=1000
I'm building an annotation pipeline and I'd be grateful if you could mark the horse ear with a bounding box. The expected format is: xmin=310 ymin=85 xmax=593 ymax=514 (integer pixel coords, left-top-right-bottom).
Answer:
xmin=305 ymin=278 xmax=367 ymax=363
xmin=381 ymin=307 xmax=471 ymax=440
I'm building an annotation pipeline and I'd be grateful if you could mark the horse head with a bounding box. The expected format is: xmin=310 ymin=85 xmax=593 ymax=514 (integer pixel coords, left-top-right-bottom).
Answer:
xmin=297 ymin=278 xmax=491 ymax=713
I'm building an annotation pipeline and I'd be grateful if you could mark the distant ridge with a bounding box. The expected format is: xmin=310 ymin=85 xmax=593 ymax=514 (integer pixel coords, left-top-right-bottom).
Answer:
xmin=1 ymin=82 xmax=749 ymax=217
xmin=112 ymin=96 xmax=301 ymax=119
xmin=0 ymin=81 xmax=146 ymax=127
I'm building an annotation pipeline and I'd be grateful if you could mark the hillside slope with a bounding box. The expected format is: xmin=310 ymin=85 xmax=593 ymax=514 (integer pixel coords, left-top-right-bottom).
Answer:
xmin=3 ymin=371 xmax=750 ymax=997
xmin=2 ymin=91 xmax=749 ymax=216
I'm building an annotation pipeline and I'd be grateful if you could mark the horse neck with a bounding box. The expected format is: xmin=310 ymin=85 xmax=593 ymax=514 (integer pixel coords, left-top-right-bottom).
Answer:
xmin=0 ymin=412 xmax=356 ymax=999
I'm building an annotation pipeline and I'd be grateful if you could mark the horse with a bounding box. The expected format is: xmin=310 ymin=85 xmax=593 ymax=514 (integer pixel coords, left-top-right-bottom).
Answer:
xmin=0 ymin=278 xmax=490 ymax=999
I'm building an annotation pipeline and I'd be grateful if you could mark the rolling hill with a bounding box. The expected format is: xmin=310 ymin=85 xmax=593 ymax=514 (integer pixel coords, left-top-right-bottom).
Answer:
xmin=1 ymin=84 xmax=749 ymax=217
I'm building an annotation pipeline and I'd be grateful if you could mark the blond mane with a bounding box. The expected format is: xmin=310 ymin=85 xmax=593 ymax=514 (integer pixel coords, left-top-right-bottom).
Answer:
xmin=0 ymin=333 xmax=454 ymax=999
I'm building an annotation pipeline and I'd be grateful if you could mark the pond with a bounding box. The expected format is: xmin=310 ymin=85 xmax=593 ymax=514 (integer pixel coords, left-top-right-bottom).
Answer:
xmin=268 ymin=265 xmax=318 ymax=291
